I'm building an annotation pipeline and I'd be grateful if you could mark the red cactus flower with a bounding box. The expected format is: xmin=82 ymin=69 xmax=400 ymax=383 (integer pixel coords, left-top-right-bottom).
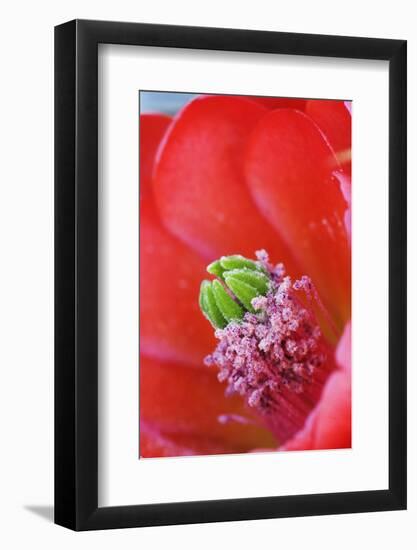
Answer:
xmin=140 ymin=95 xmax=351 ymax=458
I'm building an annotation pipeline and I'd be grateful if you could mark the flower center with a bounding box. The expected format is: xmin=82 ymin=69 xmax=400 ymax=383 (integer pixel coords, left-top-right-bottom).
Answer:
xmin=200 ymin=250 xmax=334 ymax=444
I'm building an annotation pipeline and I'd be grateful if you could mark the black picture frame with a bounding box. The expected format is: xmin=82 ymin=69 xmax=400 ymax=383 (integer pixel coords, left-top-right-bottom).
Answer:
xmin=55 ymin=19 xmax=407 ymax=531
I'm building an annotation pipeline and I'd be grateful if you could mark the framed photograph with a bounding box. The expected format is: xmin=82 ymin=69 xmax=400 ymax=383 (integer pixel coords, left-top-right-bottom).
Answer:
xmin=55 ymin=19 xmax=406 ymax=530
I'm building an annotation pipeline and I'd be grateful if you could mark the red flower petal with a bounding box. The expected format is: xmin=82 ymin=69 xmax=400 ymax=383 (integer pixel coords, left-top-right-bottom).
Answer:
xmin=140 ymin=355 xmax=277 ymax=457
xmin=334 ymin=171 xmax=352 ymax=244
xmin=140 ymin=422 xmax=235 ymax=457
xmin=140 ymin=113 xmax=171 ymax=202
xmin=251 ymin=97 xmax=306 ymax=111
xmin=305 ymin=99 xmax=351 ymax=175
xmin=281 ymin=322 xmax=351 ymax=451
xmin=140 ymin=206 xmax=216 ymax=366
xmin=245 ymin=109 xmax=351 ymax=330
xmin=335 ymin=321 xmax=351 ymax=373
xmin=305 ymin=99 xmax=353 ymax=240
xmin=140 ymin=114 xmax=215 ymax=366
xmin=153 ymin=96 xmax=298 ymax=269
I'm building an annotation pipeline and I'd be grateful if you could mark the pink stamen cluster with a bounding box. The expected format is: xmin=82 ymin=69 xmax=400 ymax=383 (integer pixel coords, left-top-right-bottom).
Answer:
xmin=204 ymin=251 xmax=326 ymax=418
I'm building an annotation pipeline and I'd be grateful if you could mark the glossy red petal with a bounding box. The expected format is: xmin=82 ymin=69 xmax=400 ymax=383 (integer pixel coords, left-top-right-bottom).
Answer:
xmin=140 ymin=113 xmax=171 ymax=202
xmin=281 ymin=322 xmax=351 ymax=451
xmin=140 ymin=204 xmax=216 ymax=366
xmin=140 ymin=114 xmax=215 ymax=366
xmin=251 ymin=97 xmax=306 ymax=111
xmin=335 ymin=321 xmax=351 ymax=372
xmin=153 ymin=96 xmax=299 ymax=269
xmin=245 ymin=109 xmax=351 ymax=330
xmin=305 ymin=99 xmax=351 ymax=175
xmin=334 ymin=171 xmax=352 ymax=244
xmin=140 ymin=422 xmax=233 ymax=458
xmin=140 ymin=355 xmax=277 ymax=457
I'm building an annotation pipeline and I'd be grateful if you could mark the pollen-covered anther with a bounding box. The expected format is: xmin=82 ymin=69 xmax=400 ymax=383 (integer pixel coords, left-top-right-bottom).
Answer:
xmin=204 ymin=250 xmax=330 ymax=443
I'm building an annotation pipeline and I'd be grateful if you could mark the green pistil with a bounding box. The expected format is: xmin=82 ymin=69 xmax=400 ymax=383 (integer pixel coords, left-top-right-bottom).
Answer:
xmin=206 ymin=259 xmax=226 ymax=280
xmin=199 ymin=254 xmax=271 ymax=328
xmin=199 ymin=280 xmax=227 ymax=329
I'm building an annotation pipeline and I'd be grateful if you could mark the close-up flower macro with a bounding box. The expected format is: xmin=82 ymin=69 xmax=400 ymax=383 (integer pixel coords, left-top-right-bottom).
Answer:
xmin=139 ymin=92 xmax=351 ymax=458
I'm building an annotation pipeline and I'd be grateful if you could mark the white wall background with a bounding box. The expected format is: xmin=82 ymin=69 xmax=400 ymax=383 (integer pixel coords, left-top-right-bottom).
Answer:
xmin=0 ymin=1 xmax=415 ymax=548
